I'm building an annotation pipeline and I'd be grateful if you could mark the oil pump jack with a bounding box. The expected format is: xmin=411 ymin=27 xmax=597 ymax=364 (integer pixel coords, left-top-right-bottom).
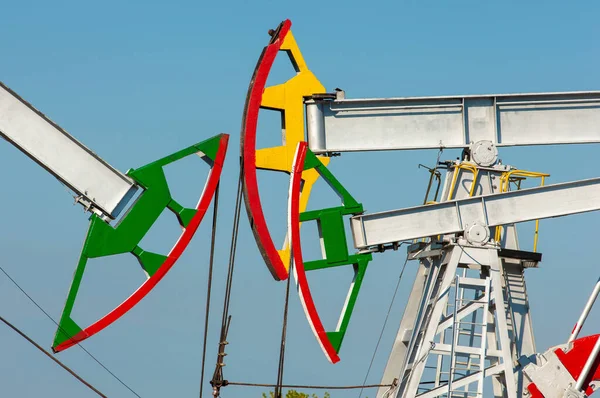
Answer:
xmin=1 ymin=17 xmax=599 ymax=398
xmin=0 ymin=81 xmax=228 ymax=353
xmin=240 ymin=19 xmax=600 ymax=398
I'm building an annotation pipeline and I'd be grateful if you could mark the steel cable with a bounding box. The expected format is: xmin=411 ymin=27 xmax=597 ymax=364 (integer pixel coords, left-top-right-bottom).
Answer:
xmin=199 ymin=182 xmax=220 ymax=398
xmin=0 ymin=265 xmax=142 ymax=397
xmin=0 ymin=314 xmax=107 ymax=397
xmin=274 ymin=251 xmax=294 ymax=398
xmin=211 ymin=164 xmax=244 ymax=395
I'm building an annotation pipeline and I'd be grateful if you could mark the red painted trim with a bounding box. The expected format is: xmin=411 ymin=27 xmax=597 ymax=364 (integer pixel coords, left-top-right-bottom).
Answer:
xmin=527 ymin=334 xmax=600 ymax=397
xmin=555 ymin=334 xmax=600 ymax=395
xmin=241 ymin=20 xmax=292 ymax=281
xmin=54 ymin=135 xmax=229 ymax=352
xmin=288 ymin=141 xmax=340 ymax=364
xmin=526 ymin=383 xmax=545 ymax=398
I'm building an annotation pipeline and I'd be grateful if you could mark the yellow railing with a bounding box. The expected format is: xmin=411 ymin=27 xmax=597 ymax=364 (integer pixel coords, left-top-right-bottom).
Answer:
xmin=419 ymin=162 xmax=549 ymax=252
xmin=448 ymin=163 xmax=479 ymax=200
xmin=418 ymin=163 xmax=480 ymax=243
xmin=494 ymin=170 xmax=550 ymax=252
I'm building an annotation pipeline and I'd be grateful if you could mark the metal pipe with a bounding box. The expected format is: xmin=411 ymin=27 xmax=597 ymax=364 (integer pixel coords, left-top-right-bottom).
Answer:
xmin=568 ymin=277 xmax=600 ymax=344
xmin=575 ymin=336 xmax=600 ymax=392
xmin=305 ymin=99 xmax=326 ymax=153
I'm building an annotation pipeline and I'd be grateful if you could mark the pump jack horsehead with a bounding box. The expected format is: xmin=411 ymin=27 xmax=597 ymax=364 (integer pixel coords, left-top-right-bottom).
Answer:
xmin=1 ymin=16 xmax=600 ymax=398
xmin=242 ymin=19 xmax=600 ymax=397
xmin=0 ymin=81 xmax=228 ymax=352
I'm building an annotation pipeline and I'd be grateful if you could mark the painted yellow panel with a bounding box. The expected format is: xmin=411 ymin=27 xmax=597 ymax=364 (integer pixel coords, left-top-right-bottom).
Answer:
xmin=255 ymin=28 xmax=330 ymax=272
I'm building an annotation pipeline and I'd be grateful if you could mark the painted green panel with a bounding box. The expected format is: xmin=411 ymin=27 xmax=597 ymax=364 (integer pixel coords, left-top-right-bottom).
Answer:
xmin=336 ymin=259 xmax=369 ymax=334
xmin=326 ymin=331 xmax=344 ymax=352
xmin=167 ymin=199 xmax=196 ymax=228
xmin=304 ymin=150 xmax=361 ymax=211
xmin=53 ymin=252 xmax=88 ymax=347
xmin=318 ymin=209 xmax=347 ymax=263
xmin=83 ymin=166 xmax=171 ymax=258
xmin=195 ymin=134 xmax=222 ymax=161
xmin=297 ymin=148 xmax=373 ymax=355
xmin=135 ymin=249 xmax=169 ymax=277
xmin=54 ymin=134 xmax=224 ymax=349
xmin=304 ymin=253 xmax=372 ymax=271
xmin=54 ymin=317 xmax=84 ymax=349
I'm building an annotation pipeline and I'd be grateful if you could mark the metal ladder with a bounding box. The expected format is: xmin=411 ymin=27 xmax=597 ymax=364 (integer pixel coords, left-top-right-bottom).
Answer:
xmin=446 ymin=275 xmax=492 ymax=397
xmin=391 ymin=245 xmax=518 ymax=398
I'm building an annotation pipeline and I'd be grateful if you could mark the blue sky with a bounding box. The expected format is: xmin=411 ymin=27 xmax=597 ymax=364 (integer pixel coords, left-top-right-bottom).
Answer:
xmin=0 ymin=1 xmax=599 ymax=397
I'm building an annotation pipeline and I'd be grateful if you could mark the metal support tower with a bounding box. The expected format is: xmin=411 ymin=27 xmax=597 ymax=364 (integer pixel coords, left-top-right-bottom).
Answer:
xmin=299 ymin=89 xmax=600 ymax=397
xmin=378 ymin=158 xmax=540 ymax=398
xmin=241 ymin=20 xmax=600 ymax=397
xmin=393 ymin=243 xmax=516 ymax=398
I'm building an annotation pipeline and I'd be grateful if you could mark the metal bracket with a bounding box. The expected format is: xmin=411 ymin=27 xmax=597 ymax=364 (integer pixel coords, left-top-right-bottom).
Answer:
xmin=523 ymin=350 xmax=580 ymax=397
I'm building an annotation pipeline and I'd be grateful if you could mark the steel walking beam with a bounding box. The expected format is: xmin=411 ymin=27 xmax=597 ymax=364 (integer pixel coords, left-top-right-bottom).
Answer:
xmin=0 ymin=80 xmax=229 ymax=352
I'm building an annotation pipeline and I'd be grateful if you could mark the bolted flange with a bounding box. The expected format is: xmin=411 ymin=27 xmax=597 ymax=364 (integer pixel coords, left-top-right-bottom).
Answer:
xmin=470 ymin=140 xmax=498 ymax=166
xmin=464 ymin=222 xmax=490 ymax=245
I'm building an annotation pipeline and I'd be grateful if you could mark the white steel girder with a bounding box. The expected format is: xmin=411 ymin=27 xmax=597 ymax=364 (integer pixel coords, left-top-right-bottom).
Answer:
xmin=351 ymin=176 xmax=600 ymax=250
xmin=0 ymin=82 xmax=137 ymax=218
xmin=306 ymin=90 xmax=600 ymax=153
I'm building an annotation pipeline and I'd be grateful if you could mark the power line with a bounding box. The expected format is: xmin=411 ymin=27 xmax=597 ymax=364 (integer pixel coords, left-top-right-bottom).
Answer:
xmin=0 ymin=264 xmax=142 ymax=398
xmin=0 ymin=314 xmax=107 ymax=397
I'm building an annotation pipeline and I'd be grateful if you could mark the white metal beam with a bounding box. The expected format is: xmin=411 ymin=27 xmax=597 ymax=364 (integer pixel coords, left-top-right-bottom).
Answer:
xmin=306 ymin=91 xmax=600 ymax=153
xmin=0 ymin=82 xmax=137 ymax=218
xmin=351 ymin=177 xmax=600 ymax=250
